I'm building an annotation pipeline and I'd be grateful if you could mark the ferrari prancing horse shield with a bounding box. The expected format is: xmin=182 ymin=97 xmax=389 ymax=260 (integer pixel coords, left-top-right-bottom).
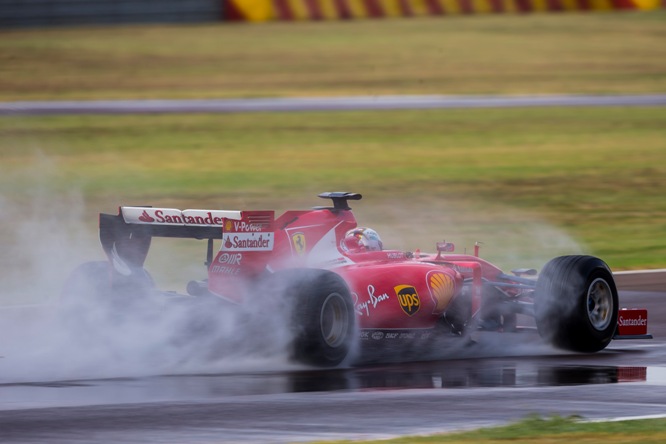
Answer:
xmin=292 ymin=232 xmax=306 ymax=255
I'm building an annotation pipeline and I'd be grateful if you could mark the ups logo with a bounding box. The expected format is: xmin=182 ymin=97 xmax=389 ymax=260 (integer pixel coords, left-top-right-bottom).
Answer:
xmin=395 ymin=285 xmax=420 ymax=316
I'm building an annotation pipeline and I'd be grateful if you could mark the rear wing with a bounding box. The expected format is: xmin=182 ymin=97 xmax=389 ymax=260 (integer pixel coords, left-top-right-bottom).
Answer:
xmin=99 ymin=206 xmax=244 ymax=275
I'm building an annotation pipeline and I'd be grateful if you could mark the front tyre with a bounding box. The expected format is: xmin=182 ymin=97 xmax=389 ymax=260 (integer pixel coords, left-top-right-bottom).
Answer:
xmin=535 ymin=255 xmax=618 ymax=353
xmin=288 ymin=270 xmax=356 ymax=367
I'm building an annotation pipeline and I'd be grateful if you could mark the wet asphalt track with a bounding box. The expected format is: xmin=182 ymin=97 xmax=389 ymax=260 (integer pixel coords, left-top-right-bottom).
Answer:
xmin=1 ymin=94 xmax=666 ymax=115
xmin=0 ymin=290 xmax=664 ymax=444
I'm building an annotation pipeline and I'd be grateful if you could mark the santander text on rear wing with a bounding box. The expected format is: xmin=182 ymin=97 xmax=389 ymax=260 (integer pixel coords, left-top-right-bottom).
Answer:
xmin=120 ymin=206 xmax=242 ymax=229
xmin=99 ymin=206 xmax=274 ymax=276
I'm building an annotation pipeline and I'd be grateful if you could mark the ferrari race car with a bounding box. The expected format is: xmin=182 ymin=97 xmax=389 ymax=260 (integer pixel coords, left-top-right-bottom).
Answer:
xmin=62 ymin=192 xmax=651 ymax=367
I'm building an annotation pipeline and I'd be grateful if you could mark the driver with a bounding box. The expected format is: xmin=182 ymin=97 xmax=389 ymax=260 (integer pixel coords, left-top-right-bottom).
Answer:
xmin=344 ymin=227 xmax=383 ymax=252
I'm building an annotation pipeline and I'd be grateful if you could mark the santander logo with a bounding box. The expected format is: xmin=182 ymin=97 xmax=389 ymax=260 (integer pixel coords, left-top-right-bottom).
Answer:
xmin=138 ymin=210 xmax=155 ymax=223
xmin=221 ymin=233 xmax=274 ymax=252
xmin=121 ymin=206 xmax=242 ymax=227
xmin=618 ymin=315 xmax=647 ymax=327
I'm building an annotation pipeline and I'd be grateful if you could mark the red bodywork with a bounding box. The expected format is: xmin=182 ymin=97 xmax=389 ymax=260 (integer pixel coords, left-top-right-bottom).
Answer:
xmin=98 ymin=193 xmax=650 ymax=350
xmin=206 ymin=205 xmax=507 ymax=334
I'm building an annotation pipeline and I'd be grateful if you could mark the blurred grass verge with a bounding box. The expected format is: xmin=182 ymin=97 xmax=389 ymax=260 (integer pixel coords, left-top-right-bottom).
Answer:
xmin=0 ymin=11 xmax=665 ymax=100
xmin=1 ymin=106 xmax=664 ymax=275
xmin=313 ymin=415 xmax=666 ymax=443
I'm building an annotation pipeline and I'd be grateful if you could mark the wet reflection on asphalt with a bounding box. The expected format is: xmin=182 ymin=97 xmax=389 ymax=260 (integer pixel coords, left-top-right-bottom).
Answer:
xmin=1 ymin=360 xmax=661 ymax=411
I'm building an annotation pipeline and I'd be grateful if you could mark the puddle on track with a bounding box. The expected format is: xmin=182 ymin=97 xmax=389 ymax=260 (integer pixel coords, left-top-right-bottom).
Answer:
xmin=2 ymin=361 xmax=665 ymax=411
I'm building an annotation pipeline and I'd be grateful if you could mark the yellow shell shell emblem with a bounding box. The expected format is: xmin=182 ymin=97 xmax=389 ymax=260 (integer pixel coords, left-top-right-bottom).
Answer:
xmin=428 ymin=272 xmax=456 ymax=313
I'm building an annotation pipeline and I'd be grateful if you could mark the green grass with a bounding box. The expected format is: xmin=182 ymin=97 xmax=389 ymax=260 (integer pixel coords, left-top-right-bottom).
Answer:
xmin=2 ymin=106 xmax=665 ymax=273
xmin=315 ymin=415 xmax=666 ymax=443
xmin=1 ymin=11 xmax=665 ymax=100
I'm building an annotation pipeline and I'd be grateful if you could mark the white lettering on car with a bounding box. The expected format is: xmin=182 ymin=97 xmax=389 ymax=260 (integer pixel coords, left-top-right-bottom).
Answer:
xmin=232 ymin=221 xmax=263 ymax=232
xmin=210 ymin=265 xmax=241 ymax=276
xmin=355 ymin=284 xmax=390 ymax=316
xmin=618 ymin=315 xmax=647 ymax=326
xmin=221 ymin=232 xmax=274 ymax=251
xmin=218 ymin=253 xmax=242 ymax=265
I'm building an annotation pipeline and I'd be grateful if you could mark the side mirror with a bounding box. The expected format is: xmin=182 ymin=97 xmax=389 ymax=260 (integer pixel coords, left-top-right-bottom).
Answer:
xmin=436 ymin=242 xmax=455 ymax=256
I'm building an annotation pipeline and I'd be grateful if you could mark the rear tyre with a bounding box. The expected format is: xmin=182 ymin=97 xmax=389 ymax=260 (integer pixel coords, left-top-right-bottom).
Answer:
xmin=61 ymin=261 xmax=112 ymax=300
xmin=59 ymin=261 xmax=154 ymax=332
xmin=285 ymin=270 xmax=356 ymax=367
xmin=535 ymin=255 xmax=618 ymax=353
xmin=59 ymin=261 xmax=113 ymax=335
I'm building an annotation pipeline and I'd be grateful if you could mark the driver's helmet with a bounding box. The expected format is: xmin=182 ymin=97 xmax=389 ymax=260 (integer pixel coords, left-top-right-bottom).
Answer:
xmin=344 ymin=227 xmax=383 ymax=252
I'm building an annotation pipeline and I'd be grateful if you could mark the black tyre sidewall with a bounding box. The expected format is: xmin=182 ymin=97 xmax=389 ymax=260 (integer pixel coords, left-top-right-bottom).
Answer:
xmin=284 ymin=269 xmax=356 ymax=367
xmin=535 ymin=255 xmax=618 ymax=353
xmin=59 ymin=261 xmax=156 ymax=331
xmin=59 ymin=261 xmax=114 ymax=334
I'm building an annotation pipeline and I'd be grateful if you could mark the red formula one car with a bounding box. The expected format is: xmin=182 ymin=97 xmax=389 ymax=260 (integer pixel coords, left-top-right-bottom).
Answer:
xmin=63 ymin=192 xmax=651 ymax=367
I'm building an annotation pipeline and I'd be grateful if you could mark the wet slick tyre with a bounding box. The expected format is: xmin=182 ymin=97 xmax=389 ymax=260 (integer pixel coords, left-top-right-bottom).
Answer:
xmin=59 ymin=261 xmax=113 ymax=331
xmin=535 ymin=255 xmax=618 ymax=353
xmin=285 ymin=269 xmax=356 ymax=367
xmin=59 ymin=261 xmax=155 ymax=335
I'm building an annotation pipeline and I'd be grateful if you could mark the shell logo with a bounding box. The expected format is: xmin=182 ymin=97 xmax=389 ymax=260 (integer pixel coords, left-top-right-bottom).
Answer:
xmin=428 ymin=272 xmax=456 ymax=314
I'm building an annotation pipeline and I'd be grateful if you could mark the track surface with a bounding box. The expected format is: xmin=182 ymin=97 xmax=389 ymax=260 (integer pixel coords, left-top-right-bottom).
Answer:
xmin=0 ymin=290 xmax=663 ymax=444
xmin=2 ymin=94 xmax=666 ymax=115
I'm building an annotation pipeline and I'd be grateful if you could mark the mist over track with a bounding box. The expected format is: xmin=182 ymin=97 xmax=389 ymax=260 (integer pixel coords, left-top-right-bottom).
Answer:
xmin=0 ymin=290 xmax=664 ymax=444
xmin=2 ymin=94 xmax=666 ymax=115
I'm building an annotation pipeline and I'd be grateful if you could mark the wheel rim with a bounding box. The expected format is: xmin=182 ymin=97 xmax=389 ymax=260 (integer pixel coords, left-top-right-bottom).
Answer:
xmin=320 ymin=292 xmax=349 ymax=348
xmin=586 ymin=278 xmax=613 ymax=331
